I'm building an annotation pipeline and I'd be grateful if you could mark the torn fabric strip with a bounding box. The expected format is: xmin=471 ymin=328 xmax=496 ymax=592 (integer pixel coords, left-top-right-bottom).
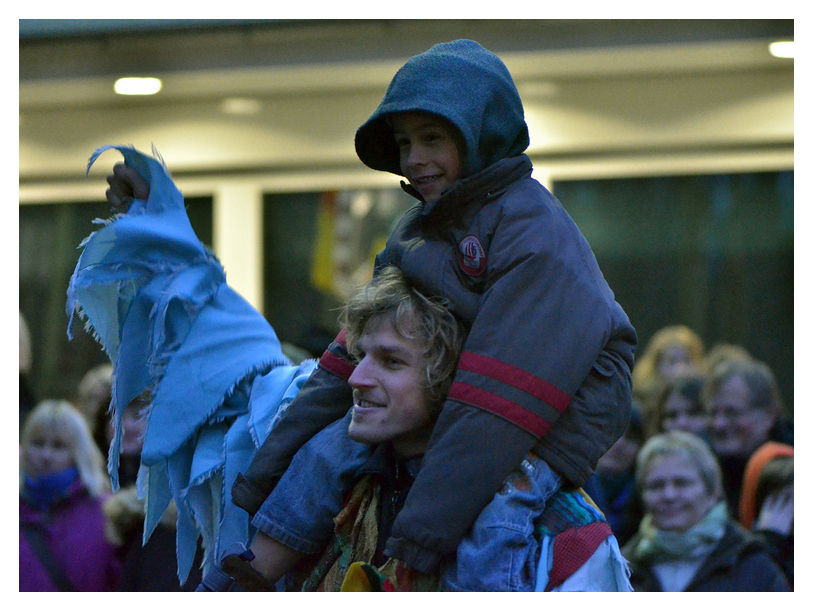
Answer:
xmin=67 ymin=145 xmax=317 ymax=584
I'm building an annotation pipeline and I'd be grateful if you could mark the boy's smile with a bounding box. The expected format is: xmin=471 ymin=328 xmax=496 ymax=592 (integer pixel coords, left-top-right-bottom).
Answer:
xmin=390 ymin=112 xmax=463 ymax=204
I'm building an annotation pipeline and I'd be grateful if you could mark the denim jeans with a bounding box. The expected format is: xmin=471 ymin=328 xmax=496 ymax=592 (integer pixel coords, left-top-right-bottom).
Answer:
xmin=440 ymin=454 xmax=562 ymax=591
xmin=251 ymin=411 xmax=371 ymax=554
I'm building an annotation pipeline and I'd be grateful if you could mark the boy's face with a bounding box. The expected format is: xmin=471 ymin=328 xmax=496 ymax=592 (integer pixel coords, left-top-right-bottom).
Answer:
xmin=390 ymin=112 xmax=463 ymax=204
xmin=347 ymin=313 xmax=435 ymax=456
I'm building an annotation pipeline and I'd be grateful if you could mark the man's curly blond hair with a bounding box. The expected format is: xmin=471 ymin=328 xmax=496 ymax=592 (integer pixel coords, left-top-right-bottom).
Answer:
xmin=339 ymin=266 xmax=466 ymax=410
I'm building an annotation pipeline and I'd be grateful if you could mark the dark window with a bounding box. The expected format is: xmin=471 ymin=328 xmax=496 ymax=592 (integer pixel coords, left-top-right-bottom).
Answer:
xmin=262 ymin=189 xmax=413 ymax=358
xmin=552 ymin=171 xmax=793 ymax=413
xmin=18 ymin=197 xmax=212 ymax=402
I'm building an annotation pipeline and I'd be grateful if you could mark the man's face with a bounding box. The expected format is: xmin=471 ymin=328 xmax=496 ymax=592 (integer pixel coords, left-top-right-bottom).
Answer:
xmin=390 ymin=112 xmax=463 ymax=204
xmin=708 ymin=375 xmax=775 ymax=459
xmin=347 ymin=314 xmax=435 ymax=456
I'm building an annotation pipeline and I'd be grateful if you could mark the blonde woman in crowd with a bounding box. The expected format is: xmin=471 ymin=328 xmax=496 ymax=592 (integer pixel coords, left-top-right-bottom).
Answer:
xmin=19 ymin=400 xmax=121 ymax=591
xmin=631 ymin=325 xmax=705 ymax=429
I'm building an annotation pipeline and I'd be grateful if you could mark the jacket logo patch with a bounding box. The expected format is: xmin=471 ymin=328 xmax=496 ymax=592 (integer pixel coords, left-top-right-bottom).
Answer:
xmin=459 ymin=235 xmax=486 ymax=276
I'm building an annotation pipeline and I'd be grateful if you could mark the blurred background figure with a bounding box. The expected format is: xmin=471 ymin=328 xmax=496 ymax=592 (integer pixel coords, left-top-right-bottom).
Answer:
xmin=75 ymin=363 xmax=113 ymax=439
xmin=98 ymin=390 xmax=203 ymax=591
xmin=738 ymin=442 xmax=793 ymax=589
xmin=19 ymin=311 xmax=37 ymax=436
xmin=623 ymin=431 xmax=788 ymax=592
xmin=585 ymin=405 xmax=645 ymax=547
xmin=702 ymin=342 xmax=752 ymax=375
xmin=20 ymin=400 xmax=122 ymax=591
xmin=94 ymin=390 xmax=150 ymax=489
xmin=648 ymin=373 xmax=709 ymax=440
xmin=104 ymin=486 xmax=203 ymax=591
xmin=75 ymin=364 xmax=145 ymax=488
xmin=631 ymin=325 xmax=705 ymax=432
xmin=702 ymin=359 xmax=792 ymax=520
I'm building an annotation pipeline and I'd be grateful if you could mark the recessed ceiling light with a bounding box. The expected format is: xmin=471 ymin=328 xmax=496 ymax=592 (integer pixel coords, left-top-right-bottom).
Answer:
xmin=114 ymin=77 xmax=163 ymax=95
xmin=769 ymin=41 xmax=794 ymax=59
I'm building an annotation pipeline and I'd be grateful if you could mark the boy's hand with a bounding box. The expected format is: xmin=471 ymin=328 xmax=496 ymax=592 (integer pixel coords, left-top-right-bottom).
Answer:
xmin=106 ymin=162 xmax=150 ymax=212
xmin=754 ymin=485 xmax=793 ymax=536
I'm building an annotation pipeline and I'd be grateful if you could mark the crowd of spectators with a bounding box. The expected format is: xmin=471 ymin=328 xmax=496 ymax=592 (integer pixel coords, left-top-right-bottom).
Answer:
xmin=20 ymin=310 xmax=793 ymax=592
xmin=588 ymin=325 xmax=793 ymax=591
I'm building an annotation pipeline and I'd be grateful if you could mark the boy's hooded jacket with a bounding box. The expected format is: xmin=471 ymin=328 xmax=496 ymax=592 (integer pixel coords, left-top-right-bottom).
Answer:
xmin=232 ymin=40 xmax=637 ymax=571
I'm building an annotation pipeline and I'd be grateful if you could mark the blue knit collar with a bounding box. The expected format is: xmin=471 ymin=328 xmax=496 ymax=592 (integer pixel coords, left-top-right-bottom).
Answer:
xmin=22 ymin=466 xmax=80 ymax=509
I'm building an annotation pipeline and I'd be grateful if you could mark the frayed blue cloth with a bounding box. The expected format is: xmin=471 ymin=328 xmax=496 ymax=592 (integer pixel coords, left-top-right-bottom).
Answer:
xmin=67 ymin=145 xmax=317 ymax=585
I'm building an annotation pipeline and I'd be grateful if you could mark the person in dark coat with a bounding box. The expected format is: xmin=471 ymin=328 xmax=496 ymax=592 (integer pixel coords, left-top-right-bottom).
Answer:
xmin=584 ymin=405 xmax=644 ymax=547
xmin=622 ymin=431 xmax=789 ymax=591
xmin=104 ymin=486 xmax=203 ymax=591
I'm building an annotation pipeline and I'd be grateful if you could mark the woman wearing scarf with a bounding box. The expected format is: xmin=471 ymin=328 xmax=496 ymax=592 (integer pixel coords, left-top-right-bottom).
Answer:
xmin=19 ymin=400 xmax=122 ymax=591
xmin=622 ymin=431 xmax=788 ymax=591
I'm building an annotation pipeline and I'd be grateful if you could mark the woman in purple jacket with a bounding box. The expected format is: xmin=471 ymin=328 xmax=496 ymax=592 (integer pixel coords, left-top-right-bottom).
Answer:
xmin=20 ymin=400 xmax=122 ymax=591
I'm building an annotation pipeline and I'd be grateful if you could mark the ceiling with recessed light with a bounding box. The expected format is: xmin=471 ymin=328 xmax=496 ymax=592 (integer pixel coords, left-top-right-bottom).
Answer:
xmin=20 ymin=19 xmax=794 ymax=198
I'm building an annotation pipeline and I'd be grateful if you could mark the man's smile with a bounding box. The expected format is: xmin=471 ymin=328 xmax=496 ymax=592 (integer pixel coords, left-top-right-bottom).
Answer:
xmin=352 ymin=392 xmax=386 ymax=411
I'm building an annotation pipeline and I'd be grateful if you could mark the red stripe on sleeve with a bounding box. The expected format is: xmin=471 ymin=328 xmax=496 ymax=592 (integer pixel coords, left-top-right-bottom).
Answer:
xmin=334 ymin=328 xmax=348 ymax=347
xmin=457 ymin=352 xmax=570 ymax=413
xmin=448 ymin=381 xmax=552 ymax=438
xmin=318 ymin=329 xmax=354 ymax=380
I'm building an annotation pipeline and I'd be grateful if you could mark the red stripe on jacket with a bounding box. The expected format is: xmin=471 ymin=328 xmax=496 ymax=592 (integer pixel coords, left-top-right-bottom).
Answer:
xmin=318 ymin=329 xmax=355 ymax=380
xmin=457 ymin=352 xmax=571 ymax=413
xmin=448 ymin=381 xmax=552 ymax=438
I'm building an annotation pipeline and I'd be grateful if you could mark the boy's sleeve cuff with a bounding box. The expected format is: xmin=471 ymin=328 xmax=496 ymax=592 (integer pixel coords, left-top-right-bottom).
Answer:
xmin=383 ymin=536 xmax=443 ymax=574
xmin=231 ymin=473 xmax=268 ymax=516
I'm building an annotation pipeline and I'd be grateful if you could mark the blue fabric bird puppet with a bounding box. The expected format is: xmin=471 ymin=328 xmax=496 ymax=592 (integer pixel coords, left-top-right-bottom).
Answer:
xmin=67 ymin=145 xmax=317 ymax=585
